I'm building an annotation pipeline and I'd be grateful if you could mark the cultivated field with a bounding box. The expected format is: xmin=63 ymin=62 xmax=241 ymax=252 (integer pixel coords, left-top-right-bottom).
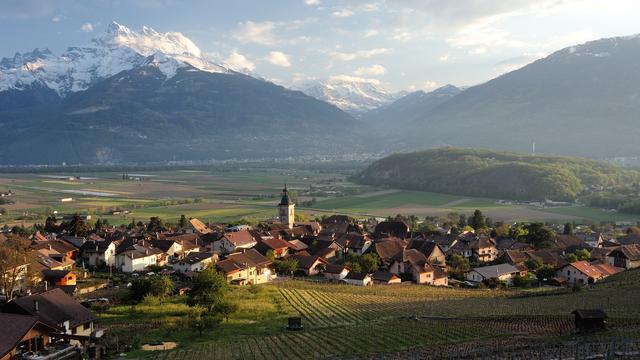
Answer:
xmin=0 ymin=167 xmax=637 ymax=227
xmin=96 ymin=269 xmax=640 ymax=359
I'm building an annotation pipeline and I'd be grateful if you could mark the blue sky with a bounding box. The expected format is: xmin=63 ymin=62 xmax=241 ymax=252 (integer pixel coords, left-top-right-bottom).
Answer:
xmin=2 ymin=0 xmax=640 ymax=91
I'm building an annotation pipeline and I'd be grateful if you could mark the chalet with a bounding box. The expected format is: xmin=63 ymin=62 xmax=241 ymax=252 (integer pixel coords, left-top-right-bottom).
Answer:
xmin=255 ymin=236 xmax=291 ymax=258
xmin=323 ymin=263 xmax=350 ymax=281
xmin=212 ymin=230 xmax=258 ymax=255
xmin=287 ymin=254 xmax=328 ymax=276
xmin=406 ymin=239 xmax=446 ymax=267
xmin=390 ymin=249 xmax=448 ymax=286
xmin=173 ymin=252 xmax=218 ymax=273
xmin=372 ymin=271 xmax=401 ymax=285
xmin=467 ymin=264 xmax=523 ymax=285
xmin=80 ymin=239 xmax=116 ymax=267
xmin=556 ymin=261 xmax=620 ymax=285
xmin=115 ymin=245 xmax=164 ymax=273
xmin=149 ymin=239 xmax=183 ymax=258
xmin=373 ymin=238 xmax=407 ymax=268
xmin=471 ymin=237 xmax=498 ymax=262
xmin=606 ymin=244 xmax=640 ymax=269
xmin=3 ymin=288 xmax=97 ymax=338
xmin=216 ymin=249 xmax=273 ymax=285
xmin=425 ymin=233 xmax=458 ymax=252
xmin=342 ymin=272 xmax=372 ymax=286
xmin=0 ymin=313 xmax=60 ymax=360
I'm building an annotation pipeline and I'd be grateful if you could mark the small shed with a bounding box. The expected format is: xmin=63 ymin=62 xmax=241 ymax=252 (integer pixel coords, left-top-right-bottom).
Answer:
xmin=572 ymin=309 xmax=607 ymax=332
xmin=287 ymin=317 xmax=303 ymax=331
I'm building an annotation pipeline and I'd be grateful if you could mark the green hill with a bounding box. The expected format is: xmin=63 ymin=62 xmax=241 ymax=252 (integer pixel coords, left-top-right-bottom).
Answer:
xmin=355 ymin=148 xmax=640 ymax=202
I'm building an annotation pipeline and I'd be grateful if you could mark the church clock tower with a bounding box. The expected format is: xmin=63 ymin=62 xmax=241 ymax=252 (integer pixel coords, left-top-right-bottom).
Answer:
xmin=278 ymin=185 xmax=295 ymax=229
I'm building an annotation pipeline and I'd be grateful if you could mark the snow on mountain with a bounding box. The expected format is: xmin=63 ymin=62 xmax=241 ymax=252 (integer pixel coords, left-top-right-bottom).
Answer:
xmin=298 ymin=75 xmax=404 ymax=115
xmin=0 ymin=21 xmax=227 ymax=96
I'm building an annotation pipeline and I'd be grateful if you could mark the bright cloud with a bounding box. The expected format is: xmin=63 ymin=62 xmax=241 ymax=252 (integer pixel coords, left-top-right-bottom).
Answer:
xmin=267 ymin=51 xmax=291 ymax=67
xmin=232 ymin=20 xmax=278 ymax=45
xmin=332 ymin=9 xmax=354 ymax=18
xmin=224 ymin=51 xmax=256 ymax=72
xmin=304 ymin=0 xmax=320 ymax=5
xmin=330 ymin=48 xmax=391 ymax=61
xmin=354 ymin=64 xmax=386 ymax=76
xmin=81 ymin=22 xmax=94 ymax=32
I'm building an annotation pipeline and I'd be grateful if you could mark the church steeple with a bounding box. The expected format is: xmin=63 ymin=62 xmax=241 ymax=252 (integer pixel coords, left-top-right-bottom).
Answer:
xmin=277 ymin=184 xmax=295 ymax=229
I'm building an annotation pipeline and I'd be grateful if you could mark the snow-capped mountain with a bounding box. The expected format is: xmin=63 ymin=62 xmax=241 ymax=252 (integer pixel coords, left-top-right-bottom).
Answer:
xmin=0 ymin=21 xmax=227 ymax=96
xmin=298 ymin=75 xmax=404 ymax=115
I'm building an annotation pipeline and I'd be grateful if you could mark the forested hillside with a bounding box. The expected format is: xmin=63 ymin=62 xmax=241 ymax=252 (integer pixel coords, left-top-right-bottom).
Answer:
xmin=355 ymin=148 xmax=640 ymax=202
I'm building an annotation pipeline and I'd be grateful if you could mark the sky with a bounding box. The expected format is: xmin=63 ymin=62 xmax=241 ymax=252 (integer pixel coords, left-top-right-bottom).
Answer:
xmin=1 ymin=0 xmax=640 ymax=92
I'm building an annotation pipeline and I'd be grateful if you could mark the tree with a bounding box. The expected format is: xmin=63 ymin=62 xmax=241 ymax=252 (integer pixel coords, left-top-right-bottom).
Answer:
xmin=447 ymin=254 xmax=471 ymax=280
xmin=0 ymin=235 xmax=34 ymax=300
xmin=469 ymin=209 xmax=486 ymax=230
xmin=44 ymin=216 xmax=57 ymax=233
xmin=274 ymin=259 xmax=298 ymax=275
xmin=214 ymin=300 xmax=239 ymax=322
xmin=344 ymin=261 xmax=362 ymax=274
xmin=563 ymin=222 xmax=574 ymax=235
xmin=524 ymin=256 xmax=543 ymax=271
xmin=94 ymin=218 xmax=103 ymax=232
xmin=148 ymin=275 xmax=174 ymax=299
xmin=574 ymin=249 xmax=591 ymax=261
xmin=64 ymin=214 xmax=89 ymax=237
xmin=187 ymin=267 xmax=228 ymax=312
xmin=178 ymin=215 xmax=188 ymax=228
xmin=457 ymin=214 xmax=467 ymax=229
xmin=186 ymin=306 xmax=221 ymax=336
xmin=146 ymin=217 xmax=165 ymax=233
xmin=536 ymin=265 xmax=556 ymax=282
xmin=360 ymin=253 xmax=381 ymax=273
xmin=567 ymin=254 xmax=578 ymax=263
xmin=524 ymin=223 xmax=556 ymax=249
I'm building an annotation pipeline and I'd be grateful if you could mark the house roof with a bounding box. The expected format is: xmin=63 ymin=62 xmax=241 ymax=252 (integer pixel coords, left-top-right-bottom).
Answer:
xmin=372 ymin=271 xmax=399 ymax=282
xmin=592 ymin=263 xmax=622 ymax=276
xmin=374 ymin=221 xmax=410 ymax=239
xmin=609 ymin=244 xmax=640 ymax=261
xmin=6 ymin=288 xmax=96 ymax=328
xmin=0 ymin=314 xmax=59 ymax=359
xmin=179 ymin=252 xmax=217 ymax=265
xmin=287 ymin=239 xmax=309 ymax=251
xmin=278 ymin=186 xmax=293 ymax=206
xmin=566 ymin=261 xmax=605 ymax=278
xmin=216 ymin=249 xmax=270 ymax=273
xmin=324 ymin=263 xmax=349 ymax=274
xmin=80 ymin=239 xmax=113 ymax=253
xmin=471 ymin=264 xmax=520 ymax=279
xmin=148 ymin=239 xmax=179 ymax=253
xmin=344 ymin=272 xmax=370 ymax=281
xmin=42 ymin=270 xmax=72 ymax=281
xmin=502 ymin=250 xmax=529 ymax=265
xmin=526 ymin=249 xmax=567 ymax=268
xmin=374 ymin=239 xmax=406 ymax=263
xmin=189 ymin=218 xmax=212 ymax=234
xmin=223 ymin=230 xmax=257 ymax=247
xmin=407 ymin=239 xmax=443 ymax=259
xmin=287 ymin=254 xmax=327 ymax=270
xmin=313 ymin=247 xmax=337 ymax=258
xmin=260 ymin=237 xmax=291 ymax=250
xmin=118 ymin=244 xmax=163 ymax=259
xmin=555 ymin=235 xmax=588 ymax=252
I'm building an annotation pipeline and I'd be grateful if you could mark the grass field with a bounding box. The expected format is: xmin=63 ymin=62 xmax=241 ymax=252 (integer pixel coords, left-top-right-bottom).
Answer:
xmin=97 ymin=269 xmax=640 ymax=359
xmin=0 ymin=168 xmax=638 ymax=227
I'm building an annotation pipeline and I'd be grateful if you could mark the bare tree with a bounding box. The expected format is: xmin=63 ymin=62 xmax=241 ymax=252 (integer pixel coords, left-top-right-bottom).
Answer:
xmin=0 ymin=235 xmax=34 ymax=300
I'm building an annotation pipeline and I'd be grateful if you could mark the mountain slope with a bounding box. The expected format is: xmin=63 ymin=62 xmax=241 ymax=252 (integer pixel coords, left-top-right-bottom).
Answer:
xmin=355 ymin=148 xmax=639 ymax=201
xmin=402 ymin=35 xmax=640 ymax=158
xmin=364 ymin=85 xmax=460 ymax=130
xmin=0 ymin=23 xmax=359 ymax=165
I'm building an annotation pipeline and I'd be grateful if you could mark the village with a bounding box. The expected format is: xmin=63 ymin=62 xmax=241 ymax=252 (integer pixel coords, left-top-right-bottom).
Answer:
xmin=1 ymin=186 xmax=640 ymax=360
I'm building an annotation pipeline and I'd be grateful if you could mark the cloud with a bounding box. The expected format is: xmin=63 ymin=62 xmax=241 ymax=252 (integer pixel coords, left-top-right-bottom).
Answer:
xmin=304 ymin=0 xmax=321 ymax=5
xmin=81 ymin=22 xmax=94 ymax=32
xmin=224 ymin=51 xmax=256 ymax=72
xmin=354 ymin=64 xmax=386 ymax=76
xmin=267 ymin=51 xmax=291 ymax=67
xmin=51 ymin=15 xmax=64 ymax=22
xmin=332 ymin=9 xmax=354 ymax=18
xmin=0 ymin=0 xmax=57 ymax=19
xmin=330 ymin=74 xmax=381 ymax=85
xmin=439 ymin=54 xmax=451 ymax=62
xmin=408 ymin=81 xmax=440 ymax=91
xmin=364 ymin=29 xmax=379 ymax=38
xmin=330 ymin=47 xmax=391 ymax=61
xmin=494 ymin=52 xmax=545 ymax=74
xmin=232 ymin=21 xmax=278 ymax=45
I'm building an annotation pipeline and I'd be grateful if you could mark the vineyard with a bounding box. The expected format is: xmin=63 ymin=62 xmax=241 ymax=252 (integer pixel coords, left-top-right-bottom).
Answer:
xmin=141 ymin=270 xmax=640 ymax=359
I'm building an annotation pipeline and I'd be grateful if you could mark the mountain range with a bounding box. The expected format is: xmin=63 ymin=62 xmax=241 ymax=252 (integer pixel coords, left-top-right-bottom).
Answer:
xmin=2 ymin=23 xmax=640 ymax=165
xmin=0 ymin=22 xmax=360 ymax=164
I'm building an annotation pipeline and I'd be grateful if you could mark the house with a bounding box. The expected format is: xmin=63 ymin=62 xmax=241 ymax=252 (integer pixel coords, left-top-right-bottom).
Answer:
xmin=342 ymin=272 xmax=373 ymax=286
xmin=216 ymin=249 xmax=273 ymax=285
xmin=467 ymin=264 xmax=523 ymax=285
xmin=287 ymin=254 xmax=328 ymax=276
xmin=335 ymin=233 xmax=372 ymax=255
xmin=425 ymin=233 xmax=458 ymax=252
xmin=373 ymin=238 xmax=407 ymax=268
xmin=374 ymin=221 xmax=410 ymax=239
xmin=212 ymin=230 xmax=258 ymax=255
xmin=148 ymin=239 xmax=183 ymax=259
xmin=554 ymin=235 xmax=589 ymax=253
xmin=556 ymin=261 xmax=616 ymax=285
xmin=606 ymin=244 xmax=640 ymax=269
xmin=390 ymin=249 xmax=448 ymax=286
xmin=173 ymin=252 xmax=218 ymax=273
xmin=3 ymin=288 xmax=97 ymax=338
xmin=500 ymin=250 xmax=529 ymax=266
xmin=0 ymin=313 xmax=60 ymax=360
xmin=189 ymin=218 xmax=213 ymax=235
xmin=80 ymin=239 xmax=116 ymax=267
xmin=323 ymin=263 xmax=350 ymax=281
xmin=470 ymin=237 xmax=498 ymax=262
xmin=372 ymin=271 xmax=401 ymax=285
xmin=42 ymin=270 xmax=76 ymax=286
xmin=255 ymin=236 xmax=291 ymax=258
xmin=115 ymin=245 xmax=164 ymax=273
xmin=406 ymin=239 xmax=447 ymax=267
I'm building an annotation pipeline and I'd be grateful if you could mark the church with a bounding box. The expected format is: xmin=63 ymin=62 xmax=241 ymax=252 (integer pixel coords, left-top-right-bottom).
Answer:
xmin=277 ymin=185 xmax=295 ymax=229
